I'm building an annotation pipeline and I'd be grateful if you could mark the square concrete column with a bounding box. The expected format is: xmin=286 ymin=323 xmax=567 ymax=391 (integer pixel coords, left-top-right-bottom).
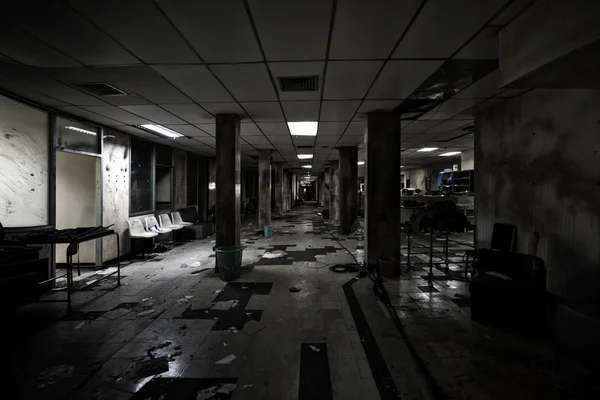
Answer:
xmin=365 ymin=112 xmax=401 ymax=267
xmin=328 ymin=161 xmax=340 ymax=221
xmin=258 ymin=149 xmax=272 ymax=228
xmin=215 ymin=114 xmax=241 ymax=247
xmin=338 ymin=146 xmax=358 ymax=233
xmin=273 ymin=162 xmax=284 ymax=218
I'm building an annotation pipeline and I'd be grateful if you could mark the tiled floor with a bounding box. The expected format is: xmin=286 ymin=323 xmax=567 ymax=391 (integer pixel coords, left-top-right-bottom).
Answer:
xmin=3 ymin=207 xmax=598 ymax=399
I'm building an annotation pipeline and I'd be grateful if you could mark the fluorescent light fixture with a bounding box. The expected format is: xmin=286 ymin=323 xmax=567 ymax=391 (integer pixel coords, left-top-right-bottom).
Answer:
xmin=439 ymin=151 xmax=461 ymax=157
xmin=65 ymin=126 xmax=96 ymax=136
xmin=297 ymin=154 xmax=313 ymax=159
xmin=357 ymin=161 xmax=365 ymax=165
xmin=301 ymin=165 xmax=312 ymax=169
xmin=401 ymin=166 xmax=404 ymax=168
xmin=288 ymin=121 xmax=318 ymax=136
xmin=417 ymin=147 xmax=438 ymax=152
xmin=139 ymin=124 xmax=184 ymax=138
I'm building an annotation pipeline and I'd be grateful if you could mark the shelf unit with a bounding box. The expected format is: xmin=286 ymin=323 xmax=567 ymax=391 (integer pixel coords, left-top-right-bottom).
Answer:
xmin=440 ymin=170 xmax=474 ymax=194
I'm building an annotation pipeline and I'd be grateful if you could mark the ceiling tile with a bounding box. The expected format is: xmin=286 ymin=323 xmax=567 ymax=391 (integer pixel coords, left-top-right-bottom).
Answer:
xmin=68 ymin=0 xmax=199 ymax=64
xmin=55 ymin=106 xmax=122 ymax=126
xmin=4 ymin=2 xmax=138 ymax=66
xmin=401 ymin=120 xmax=443 ymax=135
xmin=324 ymin=61 xmax=383 ymax=99
xmin=292 ymin=136 xmax=313 ymax=146
xmin=241 ymin=123 xmax=263 ymax=136
xmin=270 ymin=136 xmax=294 ymax=145
xmin=418 ymin=99 xmax=483 ymax=120
xmin=241 ymin=102 xmax=285 ymax=122
xmin=160 ymin=103 xmax=213 ymax=124
xmin=257 ymin=122 xmax=289 ymax=136
xmin=357 ymin=100 xmax=402 ymax=114
xmin=268 ymin=62 xmax=324 ymax=101
xmin=97 ymin=66 xmax=190 ymax=103
xmin=211 ymin=64 xmax=276 ymax=102
xmin=112 ymin=125 xmax=159 ymax=141
xmin=330 ymin=0 xmax=422 ymax=59
xmin=80 ymin=106 xmax=150 ymax=125
xmin=195 ymin=124 xmax=216 ymax=135
xmin=320 ymin=101 xmax=360 ymax=121
xmin=200 ymin=103 xmax=244 ymax=115
xmin=0 ymin=82 xmax=68 ymax=107
xmin=120 ymin=105 xmax=186 ymax=124
xmin=337 ymin=135 xmax=363 ymax=146
xmin=248 ymin=0 xmax=332 ymax=60
xmin=318 ymin=122 xmax=348 ymax=136
xmin=152 ymin=65 xmax=233 ymax=103
xmin=281 ymin=101 xmax=320 ymax=121
xmin=0 ymin=24 xmax=80 ymax=67
xmin=367 ymin=60 xmax=443 ymax=99
xmin=425 ymin=120 xmax=473 ymax=134
xmin=455 ymin=27 xmax=499 ymax=59
xmin=156 ymin=0 xmax=261 ymax=63
xmin=345 ymin=121 xmax=366 ymax=135
xmin=459 ymin=97 xmax=509 ymax=115
xmin=393 ymin=0 xmax=507 ymax=58
xmin=243 ymin=135 xmax=275 ymax=148
xmin=491 ymin=0 xmax=535 ymax=26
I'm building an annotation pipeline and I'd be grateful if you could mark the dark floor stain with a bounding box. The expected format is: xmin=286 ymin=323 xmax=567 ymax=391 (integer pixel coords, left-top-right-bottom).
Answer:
xmin=62 ymin=310 xmax=106 ymax=321
xmin=451 ymin=297 xmax=471 ymax=307
xmin=299 ymin=343 xmax=333 ymax=400
xmin=176 ymin=282 xmax=272 ymax=331
xmin=131 ymin=378 xmax=237 ymax=399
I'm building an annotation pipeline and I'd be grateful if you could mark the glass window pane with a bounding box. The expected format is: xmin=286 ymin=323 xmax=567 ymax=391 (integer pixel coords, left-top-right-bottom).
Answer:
xmin=56 ymin=117 xmax=100 ymax=154
xmin=130 ymin=137 xmax=154 ymax=214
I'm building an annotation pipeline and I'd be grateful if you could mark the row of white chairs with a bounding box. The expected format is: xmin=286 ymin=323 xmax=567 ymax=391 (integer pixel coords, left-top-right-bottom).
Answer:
xmin=127 ymin=212 xmax=192 ymax=239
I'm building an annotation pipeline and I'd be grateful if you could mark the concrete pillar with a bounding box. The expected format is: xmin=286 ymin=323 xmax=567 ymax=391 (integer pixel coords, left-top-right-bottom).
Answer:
xmin=328 ymin=161 xmax=340 ymax=221
xmin=338 ymin=147 xmax=358 ymax=233
xmin=273 ymin=163 xmax=284 ymax=218
xmin=258 ymin=150 xmax=271 ymax=228
xmin=365 ymin=112 xmax=401 ymax=267
xmin=322 ymin=168 xmax=330 ymax=213
xmin=215 ymin=114 xmax=241 ymax=248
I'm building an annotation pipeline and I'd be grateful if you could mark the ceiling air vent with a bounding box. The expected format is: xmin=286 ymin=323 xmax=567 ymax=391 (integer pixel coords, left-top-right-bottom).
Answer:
xmin=73 ymin=82 xmax=127 ymax=97
xmin=297 ymin=145 xmax=313 ymax=149
xmin=278 ymin=76 xmax=319 ymax=92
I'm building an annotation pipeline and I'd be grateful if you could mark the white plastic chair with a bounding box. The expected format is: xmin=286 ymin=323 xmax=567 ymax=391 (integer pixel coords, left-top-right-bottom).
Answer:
xmin=144 ymin=216 xmax=172 ymax=234
xmin=171 ymin=211 xmax=193 ymax=226
xmin=127 ymin=218 xmax=158 ymax=239
xmin=159 ymin=214 xmax=183 ymax=231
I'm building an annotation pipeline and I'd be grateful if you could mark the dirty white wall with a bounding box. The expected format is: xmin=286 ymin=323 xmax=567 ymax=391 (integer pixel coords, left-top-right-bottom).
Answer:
xmin=476 ymin=89 xmax=600 ymax=301
xmin=402 ymin=159 xmax=458 ymax=190
xmin=56 ymin=151 xmax=99 ymax=263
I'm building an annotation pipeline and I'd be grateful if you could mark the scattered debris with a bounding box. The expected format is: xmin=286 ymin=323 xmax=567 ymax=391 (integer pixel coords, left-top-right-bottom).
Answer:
xmin=243 ymin=320 xmax=266 ymax=336
xmin=38 ymin=364 xmax=74 ymax=388
xmin=191 ymin=267 xmax=211 ymax=275
xmin=137 ymin=309 xmax=156 ymax=317
xmin=176 ymin=295 xmax=195 ymax=305
xmin=309 ymin=345 xmax=321 ymax=352
xmin=223 ymin=342 xmax=228 ymax=347
xmin=244 ymin=384 xmax=255 ymax=388
xmin=173 ymin=345 xmax=182 ymax=351
xmin=229 ymin=327 xmax=239 ymax=334
xmin=217 ymin=383 xmax=237 ymax=394
xmin=142 ymin=297 xmax=153 ymax=302
xmin=168 ymin=351 xmax=182 ymax=361
xmin=215 ymin=354 xmax=236 ymax=365
xmin=214 ymin=289 xmax=222 ymax=294
xmin=246 ymin=312 xmax=252 ymax=316
xmin=289 ymin=286 xmax=302 ymax=293
xmin=211 ymin=301 xmax=235 ymax=311
xmin=74 ymin=322 xmax=86 ymax=330
xmin=242 ymin=286 xmax=248 ymax=289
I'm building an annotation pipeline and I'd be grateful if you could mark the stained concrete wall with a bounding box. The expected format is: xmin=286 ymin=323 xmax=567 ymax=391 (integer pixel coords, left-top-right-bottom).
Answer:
xmin=102 ymin=129 xmax=130 ymax=262
xmin=461 ymin=149 xmax=475 ymax=170
xmin=174 ymin=150 xmax=187 ymax=210
xmin=476 ymin=89 xmax=600 ymax=302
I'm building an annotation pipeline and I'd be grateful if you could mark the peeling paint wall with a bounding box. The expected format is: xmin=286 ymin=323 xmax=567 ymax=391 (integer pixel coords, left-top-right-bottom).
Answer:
xmin=102 ymin=129 xmax=130 ymax=262
xmin=476 ymin=89 xmax=600 ymax=301
xmin=174 ymin=150 xmax=187 ymax=210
